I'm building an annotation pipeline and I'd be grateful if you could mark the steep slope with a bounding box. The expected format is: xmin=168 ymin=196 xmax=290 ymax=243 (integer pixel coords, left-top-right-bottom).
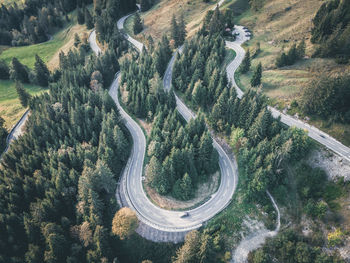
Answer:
xmin=125 ymin=0 xmax=220 ymax=42
xmin=228 ymin=0 xmax=350 ymax=145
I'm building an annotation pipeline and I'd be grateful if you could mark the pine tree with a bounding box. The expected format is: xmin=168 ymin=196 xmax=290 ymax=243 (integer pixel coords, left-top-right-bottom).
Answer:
xmin=0 ymin=116 xmax=8 ymax=151
xmin=199 ymin=132 xmax=214 ymax=174
xmin=287 ymin=44 xmax=297 ymax=65
xmin=173 ymin=230 xmax=200 ymax=263
xmin=15 ymin=82 xmax=31 ymax=107
xmin=77 ymin=8 xmax=85 ymax=24
xmin=95 ymin=17 xmax=105 ymax=42
xmin=209 ymin=7 xmax=223 ymax=35
xmin=171 ymin=15 xmax=180 ymax=47
xmin=94 ymin=0 xmax=103 ymax=15
xmin=168 ymin=88 xmax=177 ymax=110
xmin=178 ymin=13 xmax=187 ymax=45
xmin=296 ymin=40 xmax=306 ymax=59
xmin=0 ymin=59 xmax=9 ymax=80
xmin=198 ymin=233 xmax=216 ymax=263
xmin=180 ymin=173 xmax=192 ymax=200
xmin=276 ymin=52 xmax=288 ymax=67
xmin=11 ymin=57 xmax=29 ymax=83
xmin=74 ymin=33 xmax=81 ymax=47
xmin=240 ymin=49 xmax=251 ymax=74
xmin=160 ymin=34 xmax=172 ymax=66
xmin=133 ymin=12 xmax=143 ymax=35
xmin=250 ymin=62 xmax=262 ymax=87
xmin=146 ymin=156 xmax=161 ymax=186
xmin=192 ymin=80 xmax=204 ymax=106
xmin=85 ymin=9 xmax=94 ymax=29
xmin=34 ymin=54 xmax=50 ymax=87
xmin=140 ymin=0 xmax=152 ymax=12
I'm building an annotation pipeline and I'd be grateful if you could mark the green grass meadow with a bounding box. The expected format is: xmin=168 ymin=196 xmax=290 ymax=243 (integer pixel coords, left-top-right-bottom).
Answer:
xmin=0 ymin=80 xmax=47 ymax=130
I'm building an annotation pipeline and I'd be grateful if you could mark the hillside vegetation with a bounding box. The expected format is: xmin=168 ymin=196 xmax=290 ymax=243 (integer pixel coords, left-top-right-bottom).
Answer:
xmin=0 ymin=0 xmax=24 ymax=7
xmin=0 ymin=80 xmax=45 ymax=130
xmin=128 ymin=0 xmax=219 ymax=42
xmin=0 ymin=11 xmax=89 ymax=70
xmin=230 ymin=0 xmax=350 ymax=145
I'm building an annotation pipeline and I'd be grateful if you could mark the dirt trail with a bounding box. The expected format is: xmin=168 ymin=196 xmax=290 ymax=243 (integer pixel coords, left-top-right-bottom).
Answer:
xmin=231 ymin=191 xmax=280 ymax=263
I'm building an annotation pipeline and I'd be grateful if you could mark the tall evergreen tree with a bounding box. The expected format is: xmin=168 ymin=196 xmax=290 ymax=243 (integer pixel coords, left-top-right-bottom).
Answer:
xmin=140 ymin=0 xmax=152 ymax=12
xmin=11 ymin=57 xmax=29 ymax=83
xmin=0 ymin=116 xmax=8 ymax=152
xmin=0 ymin=59 xmax=9 ymax=79
xmin=15 ymin=82 xmax=31 ymax=107
xmin=250 ymin=62 xmax=262 ymax=87
xmin=74 ymin=33 xmax=81 ymax=47
xmin=178 ymin=13 xmax=187 ymax=45
xmin=240 ymin=49 xmax=251 ymax=74
xmin=296 ymin=40 xmax=306 ymax=59
xmin=171 ymin=15 xmax=180 ymax=47
xmin=209 ymin=7 xmax=223 ymax=35
xmin=77 ymin=8 xmax=85 ymax=24
xmin=85 ymin=9 xmax=94 ymax=29
xmin=180 ymin=173 xmax=192 ymax=200
xmin=133 ymin=12 xmax=143 ymax=35
xmin=34 ymin=54 xmax=50 ymax=87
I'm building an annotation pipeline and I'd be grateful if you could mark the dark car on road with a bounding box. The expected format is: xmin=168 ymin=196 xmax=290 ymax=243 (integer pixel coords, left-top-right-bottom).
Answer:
xmin=180 ymin=212 xmax=189 ymax=218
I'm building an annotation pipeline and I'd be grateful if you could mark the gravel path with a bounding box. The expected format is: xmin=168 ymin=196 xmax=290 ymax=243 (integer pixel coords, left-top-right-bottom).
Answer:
xmin=231 ymin=191 xmax=280 ymax=263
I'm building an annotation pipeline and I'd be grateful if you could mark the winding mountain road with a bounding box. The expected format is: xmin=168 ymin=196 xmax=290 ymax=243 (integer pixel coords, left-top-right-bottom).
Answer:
xmin=88 ymin=30 xmax=101 ymax=55
xmin=89 ymin=1 xmax=238 ymax=241
xmin=90 ymin=0 xmax=350 ymax=246
xmin=225 ymin=26 xmax=350 ymax=162
xmin=0 ymin=110 xmax=29 ymax=159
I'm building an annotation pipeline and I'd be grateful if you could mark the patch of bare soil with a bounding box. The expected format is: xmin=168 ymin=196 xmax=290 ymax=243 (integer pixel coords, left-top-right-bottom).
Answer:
xmin=145 ymin=172 xmax=220 ymax=210
xmin=308 ymin=148 xmax=350 ymax=182
xmin=120 ymin=84 xmax=129 ymax=105
xmin=138 ymin=119 xmax=152 ymax=136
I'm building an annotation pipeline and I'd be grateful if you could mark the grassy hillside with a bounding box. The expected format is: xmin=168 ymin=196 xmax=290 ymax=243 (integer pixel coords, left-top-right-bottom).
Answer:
xmin=126 ymin=0 xmax=221 ymax=43
xmin=0 ymin=9 xmax=90 ymax=131
xmin=226 ymin=0 xmax=350 ymax=145
xmin=0 ymin=80 xmax=46 ymax=130
xmin=0 ymin=10 xmax=89 ymax=70
xmin=0 ymin=0 xmax=24 ymax=7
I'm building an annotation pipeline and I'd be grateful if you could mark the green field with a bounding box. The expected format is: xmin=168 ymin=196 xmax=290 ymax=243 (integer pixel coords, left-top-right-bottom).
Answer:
xmin=0 ymin=10 xmax=88 ymax=70
xmin=0 ymin=35 xmax=66 ymax=69
xmin=0 ymin=80 xmax=46 ymax=130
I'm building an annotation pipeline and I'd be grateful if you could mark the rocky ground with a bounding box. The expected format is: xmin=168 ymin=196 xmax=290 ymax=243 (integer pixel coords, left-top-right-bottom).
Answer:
xmin=308 ymin=148 xmax=350 ymax=182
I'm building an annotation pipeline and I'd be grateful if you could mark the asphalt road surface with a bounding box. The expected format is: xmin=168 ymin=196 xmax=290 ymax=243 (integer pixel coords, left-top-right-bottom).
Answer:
xmin=89 ymin=0 xmax=350 ymax=240
xmin=0 ymin=110 xmax=29 ymax=158
xmin=117 ymin=12 xmax=144 ymax=52
xmin=88 ymin=30 xmax=101 ymax=55
xmin=89 ymin=1 xmax=239 ymax=233
xmin=226 ymin=26 xmax=350 ymax=162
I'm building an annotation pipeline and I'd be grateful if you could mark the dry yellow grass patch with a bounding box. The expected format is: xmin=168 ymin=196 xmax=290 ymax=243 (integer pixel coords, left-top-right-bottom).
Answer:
xmin=240 ymin=0 xmax=322 ymax=43
xmin=47 ymin=24 xmax=90 ymax=70
xmin=0 ymin=100 xmax=27 ymax=130
xmin=138 ymin=0 xmax=219 ymax=42
xmin=236 ymin=0 xmax=350 ymax=103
